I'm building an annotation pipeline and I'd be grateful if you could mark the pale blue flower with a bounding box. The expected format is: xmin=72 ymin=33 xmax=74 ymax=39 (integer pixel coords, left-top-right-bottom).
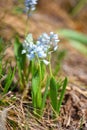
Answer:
xmin=25 ymin=0 xmax=38 ymax=13
xmin=26 ymin=52 xmax=35 ymax=60
xmin=34 ymin=46 xmax=47 ymax=58
xmin=38 ymin=33 xmax=50 ymax=45
xmin=50 ymin=32 xmax=60 ymax=51
xmin=22 ymin=34 xmax=47 ymax=63
xmin=37 ymin=32 xmax=59 ymax=52
xmin=22 ymin=32 xmax=59 ymax=65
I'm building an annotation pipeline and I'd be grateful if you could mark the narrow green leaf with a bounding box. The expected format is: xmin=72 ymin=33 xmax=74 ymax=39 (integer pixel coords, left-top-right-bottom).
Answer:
xmin=57 ymin=77 xmax=68 ymax=114
xmin=12 ymin=7 xmax=23 ymax=14
xmin=0 ymin=61 xmax=2 ymax=77
xmin=58 ymin=29 xmax=87 ymax=45
xmin=0 ymin=38 xmax=3 ymax=53
xmin=41 ymin=77 xmax=50 ymax=112
xmin=32 ymin=72 xmax=40 ymax=108
xmin=36 ymin=86 xmax=42 ymax=109
xmin=3 ymin=67 xmax=15 ymax=94
xmin=14 ymin=37 xmax=21 ymax=57
xmin=53 ymin=63 xmax=60 ymax=76
xmin=50 ymin=77 xmax=57 ymax=111
xmin=40 ymin=61 xmax=46 ymax=80
xmin=70 ymin=0 xmax=87 ymax=16
xmin=31 ymin=59 xmax=37 ymax=76
xmin=53 ymin=50 xmax=66 ymax=76
xmin=70 ymin=40 xmax=87 ymax=55
xmin=14 ymin=37 xmax=26 ymax=70
xmin=14 ymin=37 xmax=26 ymax=90
xmin=56 ymin=81 xmax=62 ymax=91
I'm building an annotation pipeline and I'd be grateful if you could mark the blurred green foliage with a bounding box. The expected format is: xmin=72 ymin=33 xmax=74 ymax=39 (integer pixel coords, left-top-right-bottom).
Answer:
xmin=58 ymin=29 xmax=87 ymax=55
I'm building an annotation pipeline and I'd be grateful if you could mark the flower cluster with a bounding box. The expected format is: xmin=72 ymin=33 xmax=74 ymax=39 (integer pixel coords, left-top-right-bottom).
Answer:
xmin=22 ymin=32 xmax=59 ymax=65
xmin=38 ymin=32 xmax=59 ymax=52
xmin=25 ymin=0 xmax=38 ymax=13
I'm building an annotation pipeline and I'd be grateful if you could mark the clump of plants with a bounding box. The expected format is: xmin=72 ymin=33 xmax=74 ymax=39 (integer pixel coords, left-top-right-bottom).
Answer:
xmin=14 ymin=31 xmax=67 ymax=116
xmin=0 ymin=0 xmax=67 ymax=120
xmin=14 ymin=0 xmax=68 ymax=117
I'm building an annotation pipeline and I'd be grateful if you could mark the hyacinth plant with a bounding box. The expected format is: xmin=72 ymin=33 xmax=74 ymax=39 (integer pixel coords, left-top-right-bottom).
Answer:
xmin=14 ymin=0 xmax=67 ymax=117
xmin=14 ymin=32 xmax=67 ymax=116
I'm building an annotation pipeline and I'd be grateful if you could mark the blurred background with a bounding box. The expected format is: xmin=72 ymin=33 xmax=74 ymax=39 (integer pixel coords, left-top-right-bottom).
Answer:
xmin=0 ymin=0 xmax=87 ymax=86
xmin=0 ymin=0 xmax=87 ymax=37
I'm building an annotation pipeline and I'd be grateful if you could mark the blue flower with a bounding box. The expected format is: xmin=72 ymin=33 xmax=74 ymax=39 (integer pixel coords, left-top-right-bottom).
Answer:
xmin=22 ymin=34 xmax=36 ymax=55
xmin=22 ymin=34 xmax=47 ymax=63
xmin=25 ymin=0 xmax=38 ymax=13
xmin=34 ymin=46 xmax=47 ymax=58
xmin=37 ymin=32 xmax=59 ymax=52
xmin=22 ymin=32 xmax=59 ymax=65
xmin=50 ymin=32 xmax=60 ymax=51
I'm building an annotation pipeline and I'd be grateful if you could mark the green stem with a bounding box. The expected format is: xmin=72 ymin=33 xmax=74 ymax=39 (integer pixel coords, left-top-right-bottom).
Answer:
xmin=26 ymin=61 xmax=31 ymax=82
xmin=71 ymin=0 xmax=87 ymax=16
xmin=57 ymin=78 xmax=67 ymax=114
xmin=37 ymin=56 xmax=42 ymax=81
xmin=25 ymin=14 xmax=29 ymax=37
xmin=49 ymin=55 xmax=53 ymax=77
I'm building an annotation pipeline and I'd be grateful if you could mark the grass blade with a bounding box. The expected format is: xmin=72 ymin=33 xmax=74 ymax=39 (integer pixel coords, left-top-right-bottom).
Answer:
xmin=70 ymin=40 xmax=87 ymax=55
xmin=58 ymin=29 xmax=87 ymax=45
xmin=32 ymin=72 xmax=40 ymax=108
xmin=50 ymin=77 xmax=57 ymax=111
xmin=3 ymin=67 xmax=15 ymax=94
xmin=41 ymin=77 xmax=50 ymax=113
xmin=57 ymin=77 xmax=67 ymax=114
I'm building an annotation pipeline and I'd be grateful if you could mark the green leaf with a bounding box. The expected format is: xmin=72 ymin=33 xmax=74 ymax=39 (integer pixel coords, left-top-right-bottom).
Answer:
xmin=14 ymin=37 xmax=26 ymax=70
xmin=53 ymin=50 xmax=66 ymax=76
xmin=3 ymin=67 xmax=15 ymax=94
xmin=50 ymin=77 xmax=57 ymax=111
xmin=41 ymin=77 xmax=50 ymax=113
xmin=58 ymin=29 xmax=87 ymax=45
xmin=12 ymin=7 xmax=23 ymax=14
xmin=56 ymin=81 xmax=62 ymax=91
xmin=36 ymin=85 xmax=42 ymax=109
xmin=31 ymin=59 xmax=37 ymax=76
xmin=40 ymin=61 xmax=46 ymax=80
xmin=0 ymin=38 xmax=3 ymax=53
xmin=32 ymin=72 xmax=40 ymax=108
xmin=70 ymin=0 xmax=87 ymax=16
xmin=14 ymin=37 xmax=26 ymax=90
xmin=57 ymin=77 xmax=67 ymax=114
xmin=0 ymin=61 xmax=2 ymax=77
xmin=70 ymin=40 xmax=87 ymax=55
